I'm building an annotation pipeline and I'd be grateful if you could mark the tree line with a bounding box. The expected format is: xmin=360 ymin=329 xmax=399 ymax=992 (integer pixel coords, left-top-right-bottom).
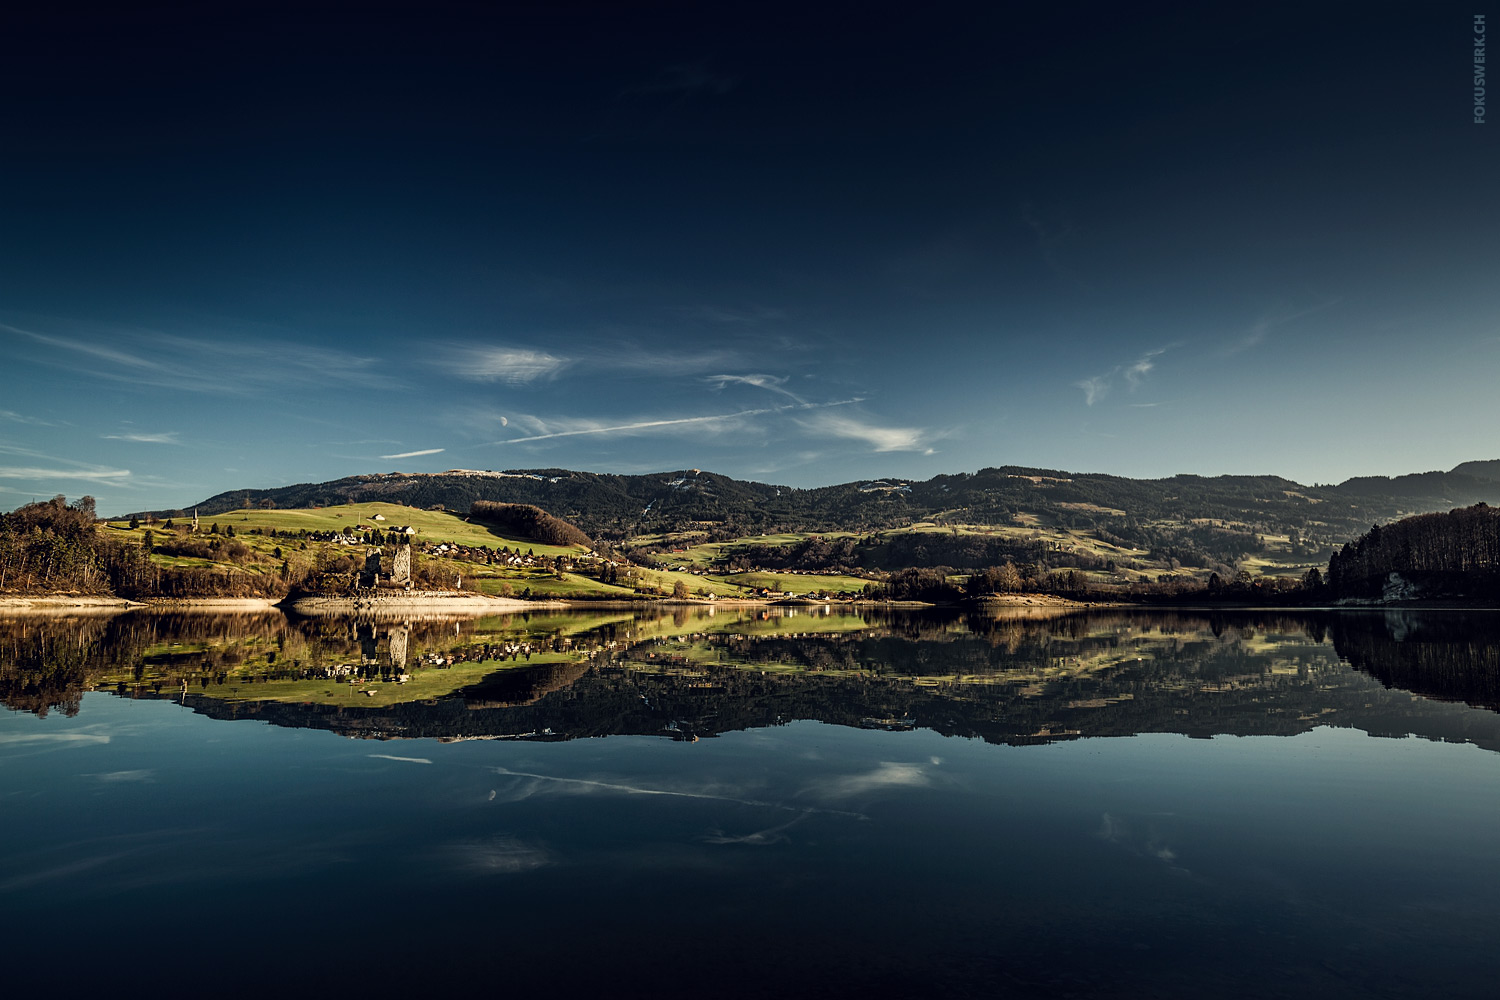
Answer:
xmin=1326 ymin=504 xmax=1500 ymax=599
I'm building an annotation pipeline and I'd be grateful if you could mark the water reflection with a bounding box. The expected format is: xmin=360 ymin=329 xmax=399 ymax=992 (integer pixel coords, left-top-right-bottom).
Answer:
xmin=6 ymin=607 xmax=1500 ymax=998
xmin=4 ymin=606 xmax=1500 ymax=750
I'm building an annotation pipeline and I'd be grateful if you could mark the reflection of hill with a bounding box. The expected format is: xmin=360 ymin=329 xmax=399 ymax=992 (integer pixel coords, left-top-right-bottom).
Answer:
xmin=0 ymin=610 xmax=553 ymax=715
xmin=1330 ymin=612 xmax=1500 ymax=711
xmin=8 ymin=609 xmax=1500 ymax=754
xmin=158 ymin=612 xmax=1500 ymax=753
xmin=0 ymin=611 xmax=289 ymax=717
xmin=461 ymin=660 xmax=592 ymax=708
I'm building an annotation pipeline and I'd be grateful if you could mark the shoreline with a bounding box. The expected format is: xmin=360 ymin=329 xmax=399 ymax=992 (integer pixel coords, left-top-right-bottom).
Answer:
xmin=0 ymin=595 xmax=145 ymax=613
xmin=283 ymin=591 xmax=567 ymax=616
xmin=5 ymin=590 xmax=1491 ymax=616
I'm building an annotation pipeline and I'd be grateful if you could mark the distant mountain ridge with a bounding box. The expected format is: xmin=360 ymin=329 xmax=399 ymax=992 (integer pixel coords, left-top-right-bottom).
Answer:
xmin=131 ymin=461 xmax=1500 ymax=547
xmin=1451 ymin=460 xmax=1500 ymax=484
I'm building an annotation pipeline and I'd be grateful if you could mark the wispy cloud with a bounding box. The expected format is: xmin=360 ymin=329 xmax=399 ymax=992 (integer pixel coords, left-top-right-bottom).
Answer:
xmin=0 ymin=444 xmax=138 ymax=487
xmin=1223 ymin=301 xmax=1340 ymax=355
xmin=685 ymin=305 xmax=786 ymax=325
xmin=0 ymin=465 xmax=132 ymax=484
xmin=102 ymin=431 xmax=180 ymax=445
xmin=1021 ymin=201 xmax=1085 ymax=285
xmin=1076 ymin=347 xmax=1171 ymax=406
xmin=1075 ymin=374 xmax=1112 ymax=406
xmin=435 ymin=341 xmax=743 ymax=383
xmin=1123 ymin=348 xmax=1166 ymax=389
xmin=378 ymin=448 xmax=445 ymax=460
xmin=0 ymin=409 xmax=58 ymax=426
xmin=368 ymin=753 xmax=432 ymax=764
xmin=492 ymin=398 xmax=859 ymax=447
xmin=1 ymin=320 xmax=394 ymax=395
xmin=704 ymin=373 xmax=805 ymax=403
xmin=800 ymin=413 xmax=933 ymax=453
xmin=443 ymin=346 xmax=572 ymax=384
xmin=494 ymin=408 xmax=775 ymax=444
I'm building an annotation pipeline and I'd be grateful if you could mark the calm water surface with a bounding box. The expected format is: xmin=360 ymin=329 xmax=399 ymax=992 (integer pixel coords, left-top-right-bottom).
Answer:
xmin=3 ymin=607 xmax=1500 ymax=998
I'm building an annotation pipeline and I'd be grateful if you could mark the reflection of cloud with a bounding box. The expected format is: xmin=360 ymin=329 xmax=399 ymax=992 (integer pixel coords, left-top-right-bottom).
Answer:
xmin=0 ymin=853 xmax=128 ymax=892
xmin=1097 ymin=813 xmax=1186 ymax=872
xmin=368 ymin=753 xmax=432 ymax=764
xmin=91 ymin=769 xmax=153 ymax=782
xmin=436 ymin=837 xmax=552 ymax=875
xmin=491 ymin=768 xmax=865 ymax=818
xmin=704 ymin=814 xmax=805 ymax=846
xmin=0 ymin=731 xmax=111 ymax=745
xmin=805 ymin=762 xmax=930 ymax=799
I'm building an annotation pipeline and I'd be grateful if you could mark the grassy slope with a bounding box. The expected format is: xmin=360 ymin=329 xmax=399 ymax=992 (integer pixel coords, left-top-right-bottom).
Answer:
xmin=185 ymin=502 xmax=586 ymax=556
xmin=103 ymin=500 xmax=1321 ymax=599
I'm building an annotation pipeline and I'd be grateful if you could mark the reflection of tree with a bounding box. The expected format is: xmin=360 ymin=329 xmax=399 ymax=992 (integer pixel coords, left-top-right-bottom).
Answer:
xmin=1331 ymin=613 xmax=1500 ymax=711
xmin=9 ymin=609 xmax=1500 ymax=756
xmin=0 ymin=610 xmax=568 ymax=715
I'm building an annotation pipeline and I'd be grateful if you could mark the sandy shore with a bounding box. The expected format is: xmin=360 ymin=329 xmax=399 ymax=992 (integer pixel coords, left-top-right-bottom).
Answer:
xmin=138 ymin=598 xmax=282 ymax=612
xmin=285 ymin=592 xmax=567 ymax=616
xmin=0 ymin=595 xmax=142 ymax=613
xmin=975 ymin=594 xmax=1109 ymax=609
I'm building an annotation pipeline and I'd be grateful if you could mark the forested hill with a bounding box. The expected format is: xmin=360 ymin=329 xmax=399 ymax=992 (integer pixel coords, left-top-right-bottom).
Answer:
xmin=1326 ymin=503 xmax=1500 ymax=601
xmin=133 ymin=462 xmax=1500 ymax=545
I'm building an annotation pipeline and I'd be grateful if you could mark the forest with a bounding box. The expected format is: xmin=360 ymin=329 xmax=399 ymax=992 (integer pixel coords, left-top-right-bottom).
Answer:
xmin=1326 ymin=504 xmax=1500 ymax=600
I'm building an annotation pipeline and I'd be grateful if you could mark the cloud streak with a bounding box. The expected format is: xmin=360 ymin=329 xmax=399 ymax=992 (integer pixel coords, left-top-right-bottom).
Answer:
xmin=705 ymin=373 xmax=805 ymax=403
xmin=103 ymin=432 xmax=180 ymax=445
xmin=800 ymin=413 xmax=933 ymax=453
xmin=0 ymin=466 xmax=132 ymax=484
xmin=0 ymin=409 xmax=58 ymax=426
xmin=491 ymin=398 xmax=860 ymax=447
xmin=0 ymin=321 xmax=394 ymax=395
xmin=378 ymin=448 xmax=445 ymax=460
xmin=491 ymin=767 xmax=866 ymax=818
xmin=1076 ymin=347 xmax=1171 ymax=406
xmin=435 ymin=340 xmax=745 ymax=384
xmin=444 ymin=346 xmax=572 ymax=384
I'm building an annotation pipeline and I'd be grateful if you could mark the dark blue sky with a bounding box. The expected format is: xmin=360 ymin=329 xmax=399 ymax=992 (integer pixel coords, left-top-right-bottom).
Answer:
xmin=2 ymin=1 xmax=1495 ymax=514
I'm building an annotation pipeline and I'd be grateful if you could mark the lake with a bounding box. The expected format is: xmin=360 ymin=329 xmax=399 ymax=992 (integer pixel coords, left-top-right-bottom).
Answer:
xmin=4 ymin=606 xmax=1500 ymax=997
